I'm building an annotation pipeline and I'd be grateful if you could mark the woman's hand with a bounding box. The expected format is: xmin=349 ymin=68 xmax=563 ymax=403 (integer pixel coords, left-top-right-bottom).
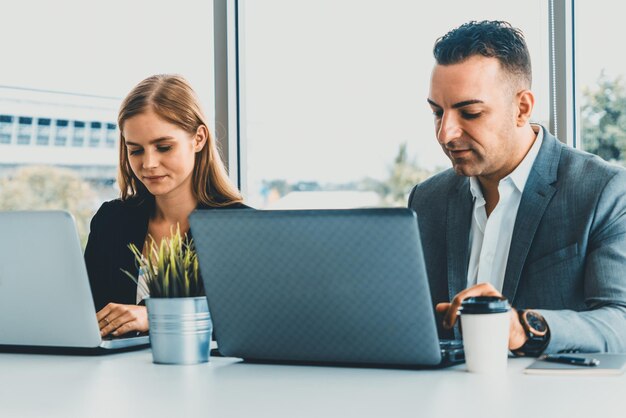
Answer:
xmin=96 ymin=303 xmax=148 ymax=337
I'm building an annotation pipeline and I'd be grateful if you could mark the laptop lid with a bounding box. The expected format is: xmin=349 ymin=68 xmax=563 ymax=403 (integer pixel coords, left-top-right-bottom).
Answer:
xmin=0 ymin=210 xmax=148 ymax=351
xmin=189 ymin=208 xmax=444 ymax=367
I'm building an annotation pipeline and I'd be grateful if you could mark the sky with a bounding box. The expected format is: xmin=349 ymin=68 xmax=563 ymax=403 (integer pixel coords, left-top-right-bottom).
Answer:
xmin=241 ymin=0 xmax=550 ymax=184
xmin=0 ymin=0 xmax=215 ymax=113
xmin=2 ymin=0 xmax=624 ymax=191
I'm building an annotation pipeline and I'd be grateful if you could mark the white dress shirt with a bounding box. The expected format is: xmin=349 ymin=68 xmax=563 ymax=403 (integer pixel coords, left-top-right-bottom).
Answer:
xmin=466 ymin=126 xmax=544 ymax=292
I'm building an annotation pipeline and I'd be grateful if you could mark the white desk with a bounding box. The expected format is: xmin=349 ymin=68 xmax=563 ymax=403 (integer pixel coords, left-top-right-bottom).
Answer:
xmin=1 ymin=349 xmax=624 ymax=418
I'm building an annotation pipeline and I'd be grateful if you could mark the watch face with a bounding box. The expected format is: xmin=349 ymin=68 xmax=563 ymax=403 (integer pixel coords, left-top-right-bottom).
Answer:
xmin=526 ymin=311 xmax=547 ymax=333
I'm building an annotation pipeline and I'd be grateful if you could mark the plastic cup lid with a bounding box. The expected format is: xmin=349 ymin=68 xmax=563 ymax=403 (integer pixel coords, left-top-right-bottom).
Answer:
xmin=459 ymin=296 xmax=510 ymax=314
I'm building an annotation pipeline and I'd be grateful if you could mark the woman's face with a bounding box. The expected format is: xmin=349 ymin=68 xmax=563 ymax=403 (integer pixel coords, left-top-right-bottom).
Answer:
xmin=123 ymin=109 xmax=205 ymax=200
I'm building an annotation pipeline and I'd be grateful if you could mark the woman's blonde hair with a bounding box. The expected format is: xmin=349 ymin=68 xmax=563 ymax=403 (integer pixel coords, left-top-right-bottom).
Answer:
xmin=117 ymin=74 xmax=242 ymax=207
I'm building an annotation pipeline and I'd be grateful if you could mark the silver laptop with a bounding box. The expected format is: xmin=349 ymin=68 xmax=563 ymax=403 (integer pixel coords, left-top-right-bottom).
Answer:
xmin=189 ymin=208 xmax=464 ymax=368
xmin=0 ymin=210 xmax=149 ymax=353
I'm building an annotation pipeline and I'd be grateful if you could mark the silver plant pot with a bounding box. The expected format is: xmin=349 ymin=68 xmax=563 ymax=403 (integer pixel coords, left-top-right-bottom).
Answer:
xmin=145 ymin=296 xmax=212 ymax=365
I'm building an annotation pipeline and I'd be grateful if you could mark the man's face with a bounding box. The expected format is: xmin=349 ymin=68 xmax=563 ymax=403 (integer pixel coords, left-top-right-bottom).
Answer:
xmin=428 ymin=55 xmax=522 ymax=181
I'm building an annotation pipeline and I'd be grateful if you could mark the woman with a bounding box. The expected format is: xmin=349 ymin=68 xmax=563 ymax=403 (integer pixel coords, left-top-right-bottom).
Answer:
xmin=84 ymin=74 xmax=246 ymax=337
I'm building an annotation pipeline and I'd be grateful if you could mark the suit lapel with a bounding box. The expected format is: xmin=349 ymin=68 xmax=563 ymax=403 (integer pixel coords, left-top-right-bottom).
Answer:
xmin=501 ymin=128 xmax=561 ymax=302
xmin=447 ymin=177 xmax=473 ymax=301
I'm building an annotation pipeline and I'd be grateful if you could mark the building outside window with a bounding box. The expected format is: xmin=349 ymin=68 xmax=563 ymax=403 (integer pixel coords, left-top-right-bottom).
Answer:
xmin=0 ymin=115 xmax=12 ymax=144
xmin=89 ymin=122 xmax=102 ymax=148
xmin=36 ymin=118 xmax=51 ymax=146
xmin=17 ymin=117 xmax=32 ymax=145
xmin=105 ymin=123 xmax=117 ymax=148
xmin=55 ymin=119 xmax=68 ymax=147
xmin=72 ymin=121 xmax=85 ymax=147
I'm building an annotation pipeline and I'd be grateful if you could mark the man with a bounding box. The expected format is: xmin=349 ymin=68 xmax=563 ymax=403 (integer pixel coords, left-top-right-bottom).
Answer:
xmin=409 ymin=20 xmax=626 ymax=355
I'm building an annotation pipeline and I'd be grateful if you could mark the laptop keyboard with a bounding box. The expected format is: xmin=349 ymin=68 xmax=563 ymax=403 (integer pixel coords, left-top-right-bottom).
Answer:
xmin=102 ymin=331 xmax=145 ymax=341
xmin=439 ymin=339 xmax=464 ymax=364
xmin=439 ymin=339 xmax=463 ymax=350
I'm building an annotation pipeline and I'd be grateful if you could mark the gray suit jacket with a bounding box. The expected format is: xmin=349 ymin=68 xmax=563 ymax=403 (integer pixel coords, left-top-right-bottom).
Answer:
xmin=408 ymin=127 xmax=626 ymax=353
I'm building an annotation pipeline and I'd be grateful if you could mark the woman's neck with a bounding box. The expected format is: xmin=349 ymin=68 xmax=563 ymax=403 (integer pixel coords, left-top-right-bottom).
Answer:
xmin=153 ymin=192 xmax=198 ymax=233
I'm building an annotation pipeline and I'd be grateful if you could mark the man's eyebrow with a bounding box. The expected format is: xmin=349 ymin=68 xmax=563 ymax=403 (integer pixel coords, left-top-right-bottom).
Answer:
xmin=125 ymin=136 xmax=174 ymax=146
xmin=427 ymin=99 xmax=441 ymax=108
xmin=426 ymin=99 xmax=484 ymax=109
xmin=452 ymin=99 xmax=484 ymax=109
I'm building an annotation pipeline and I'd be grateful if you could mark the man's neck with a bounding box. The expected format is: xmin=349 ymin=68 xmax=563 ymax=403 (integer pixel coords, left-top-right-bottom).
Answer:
xmin=478 ymin=124 xmax=538 ymax=216
xmin=479 ymin=178 xmax=500 ymax=217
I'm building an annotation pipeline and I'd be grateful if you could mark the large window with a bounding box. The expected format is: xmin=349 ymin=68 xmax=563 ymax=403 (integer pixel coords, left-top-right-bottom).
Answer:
xmin=4 ymin=1 xmax=614 ymax=227
xmin=236 ymin=0 xmax=550 ymax=209
xmin=0 ymin=0 xmax=215 ymax=244
xmin=577 ymin=1 xmax=626 ymax=166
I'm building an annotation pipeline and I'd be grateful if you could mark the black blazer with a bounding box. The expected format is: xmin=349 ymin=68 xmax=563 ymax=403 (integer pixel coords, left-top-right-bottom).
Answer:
xmin=84 ymin=196 xmax=248 ymax=311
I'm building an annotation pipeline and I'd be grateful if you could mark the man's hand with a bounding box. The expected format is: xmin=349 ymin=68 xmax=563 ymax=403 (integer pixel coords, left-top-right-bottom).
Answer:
xmin=435 ymin=283 xmax=528 ymax=350
xmin=96 ymin=303 xmax=148 ymax=337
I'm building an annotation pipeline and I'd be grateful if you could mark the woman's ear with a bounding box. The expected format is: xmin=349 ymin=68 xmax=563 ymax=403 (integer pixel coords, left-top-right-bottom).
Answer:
xmin=516 ymin=89 xmax=535 ymax=126
xmin=194 ymin=125 xmax=208 ymax=152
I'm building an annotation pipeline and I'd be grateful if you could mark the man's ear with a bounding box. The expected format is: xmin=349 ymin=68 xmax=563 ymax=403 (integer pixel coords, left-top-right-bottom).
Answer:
xmin=194 ymin=125 xmax=208 ymax=152
xmin=516 ymin=89 xmax=535 ymax=126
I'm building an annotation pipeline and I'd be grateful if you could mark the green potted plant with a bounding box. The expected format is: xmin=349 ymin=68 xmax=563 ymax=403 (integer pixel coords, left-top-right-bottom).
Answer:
xmin=123 ymin=225 xmax=211 ymax=365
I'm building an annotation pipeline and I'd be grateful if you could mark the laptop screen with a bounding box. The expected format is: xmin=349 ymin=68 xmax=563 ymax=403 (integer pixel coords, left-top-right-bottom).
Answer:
xmin=0 ymin=210 xmax=149 ymax=351
xmin=190 ymin=208 xmax=445 ymax=367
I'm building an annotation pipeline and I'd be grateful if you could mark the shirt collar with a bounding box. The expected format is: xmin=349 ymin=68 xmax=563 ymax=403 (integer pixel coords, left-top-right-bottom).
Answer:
xmin=469 ymin=176 xmax=483 ymax=200
xmin=469 ymin=125 xmax=543 ymax=199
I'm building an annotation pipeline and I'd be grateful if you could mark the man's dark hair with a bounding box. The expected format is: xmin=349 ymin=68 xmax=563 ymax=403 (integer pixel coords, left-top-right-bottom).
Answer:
xmin=433 ymin=20 xmax=532 ymax=87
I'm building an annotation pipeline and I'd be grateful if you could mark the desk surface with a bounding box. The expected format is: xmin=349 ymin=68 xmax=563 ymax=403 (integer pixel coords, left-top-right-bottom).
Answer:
xmin=1 ymin=349 xmax=624 ymax=418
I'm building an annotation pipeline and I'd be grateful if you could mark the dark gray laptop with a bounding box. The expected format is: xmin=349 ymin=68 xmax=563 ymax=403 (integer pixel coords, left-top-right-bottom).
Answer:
xmin=0 ymin=211 xmax=149 ymax=353
xmin=189 ymin=208 xmax=463 ymax=368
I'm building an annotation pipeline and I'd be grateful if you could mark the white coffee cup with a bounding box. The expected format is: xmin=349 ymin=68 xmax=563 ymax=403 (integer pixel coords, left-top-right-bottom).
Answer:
xmin=459 ymin=296 xmax=511 ymax=374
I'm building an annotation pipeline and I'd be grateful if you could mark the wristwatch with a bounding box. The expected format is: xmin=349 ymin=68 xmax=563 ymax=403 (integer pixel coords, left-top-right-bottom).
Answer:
xmin=512 ymin=309 xmax=550 ymax=357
